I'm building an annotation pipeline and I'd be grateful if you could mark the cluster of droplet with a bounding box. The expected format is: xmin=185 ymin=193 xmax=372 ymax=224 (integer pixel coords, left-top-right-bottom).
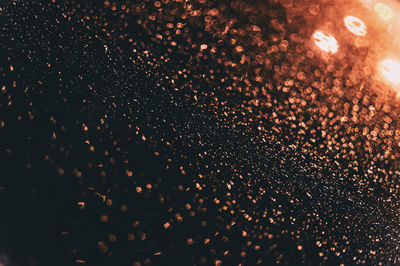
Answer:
xmin=1 ymin=0 xmax=400 ymax=265
xmin=311 ymin=1 xmax=400 ymax=88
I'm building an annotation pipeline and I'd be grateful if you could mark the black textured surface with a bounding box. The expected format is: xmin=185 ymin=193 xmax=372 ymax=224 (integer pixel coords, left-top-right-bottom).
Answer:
xmin=1 ymin=0 xmax=400 ymax=265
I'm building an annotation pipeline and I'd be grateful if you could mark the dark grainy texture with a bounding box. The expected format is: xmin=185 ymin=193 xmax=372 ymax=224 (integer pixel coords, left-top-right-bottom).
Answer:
xmin=1 ymin=0 xmax=400 ymax=265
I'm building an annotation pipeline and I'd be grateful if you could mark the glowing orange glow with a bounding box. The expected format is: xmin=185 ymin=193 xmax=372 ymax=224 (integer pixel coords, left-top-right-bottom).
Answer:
xmin=344 ymin=16 xmax=367 ymax=36
xmin=381 ymin=59 xmax=400 ymax=84
xmin=374 ymin=3 xmax=395 ymax=21
xmin=358 ymin=0 xmax=373 ymax=4
xmin=312 ymin=31 xmax=338 ymax=54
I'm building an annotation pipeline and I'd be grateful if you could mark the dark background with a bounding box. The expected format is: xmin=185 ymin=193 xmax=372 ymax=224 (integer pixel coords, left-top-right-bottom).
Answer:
xmin=1 ymin=0 xmax=400 ymax=265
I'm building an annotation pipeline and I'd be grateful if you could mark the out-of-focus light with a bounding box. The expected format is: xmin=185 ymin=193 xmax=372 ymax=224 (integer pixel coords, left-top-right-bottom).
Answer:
xmin=344 ymin=16 xmax=367 ymax=36
xmin=374 ymin=3 xmax=395 ymax=21
xmin=358 ymin=0 xmax=374 ymax=9
xmin=381 ymin=59 xmax=400 ymax=84
xmin=312 ymin=31 xmax=338 ymax=54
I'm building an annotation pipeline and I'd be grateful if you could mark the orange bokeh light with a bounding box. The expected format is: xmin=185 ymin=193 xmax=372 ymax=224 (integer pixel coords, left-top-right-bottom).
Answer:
xmin=312 ymin=31 xmax=338 ymax=54
xmin=374 ymin=3 xmax=395 ymax=21
xmin=381 ymin=59 xmax=400 ymax=84
xmin=344 ymin=16 xmax=367 ymax=36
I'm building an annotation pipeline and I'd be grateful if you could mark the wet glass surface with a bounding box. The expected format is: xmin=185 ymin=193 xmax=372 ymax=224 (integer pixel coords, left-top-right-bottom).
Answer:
xmin=1 ymin=0 xmax=400 ymax=265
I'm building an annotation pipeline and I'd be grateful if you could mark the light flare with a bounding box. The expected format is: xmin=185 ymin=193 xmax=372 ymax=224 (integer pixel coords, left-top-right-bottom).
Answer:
xmin=374 ymin=3 xmax=395 ymax=21
xmin=381 ymin=59 xmax=400 ymax=84
xmin=344 ymin=16 xmax=367 ymax=36
xmin=312 ymin=31 xmax=338 ymax=54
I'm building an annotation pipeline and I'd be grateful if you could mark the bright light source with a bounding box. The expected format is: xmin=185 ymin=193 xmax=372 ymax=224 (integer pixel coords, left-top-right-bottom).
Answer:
xmin=374 ymin=3 xmax=395 ymax=21
xmin=344 ymin=16 xmax=367 ymax=36
xmin=312 ymin=31 xmax=338 ymax=54
xmin=358 ymin=0 xmax=373 ymax=4
xmin=381 ymin=59 xmax=400 ymax=84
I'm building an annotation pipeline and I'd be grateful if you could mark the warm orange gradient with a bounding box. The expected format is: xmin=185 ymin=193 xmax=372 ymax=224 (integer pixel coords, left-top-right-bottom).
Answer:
xmin=313 ymin=31 xmax=339 ymax=53
xmin=381 ymin=59 xmax=400 ymax=84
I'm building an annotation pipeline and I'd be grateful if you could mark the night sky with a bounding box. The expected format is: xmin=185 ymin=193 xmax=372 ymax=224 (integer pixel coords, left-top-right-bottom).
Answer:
xmin=1 ymin=0 xmax=400 ymax=265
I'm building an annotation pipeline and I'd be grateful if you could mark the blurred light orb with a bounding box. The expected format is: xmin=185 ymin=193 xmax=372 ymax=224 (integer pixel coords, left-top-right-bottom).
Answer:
xmin=344 ymin=16 xmax=367 ymax=36
xmin=381 ymin=59 xmax=400 ymax=84
xmin=312 ymin=31 xmax=338 ymax=53
xmin=374 ymin=3 xmax=395 ymax=21
xmin=358 ymin=0 xmax=374 ymax=8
